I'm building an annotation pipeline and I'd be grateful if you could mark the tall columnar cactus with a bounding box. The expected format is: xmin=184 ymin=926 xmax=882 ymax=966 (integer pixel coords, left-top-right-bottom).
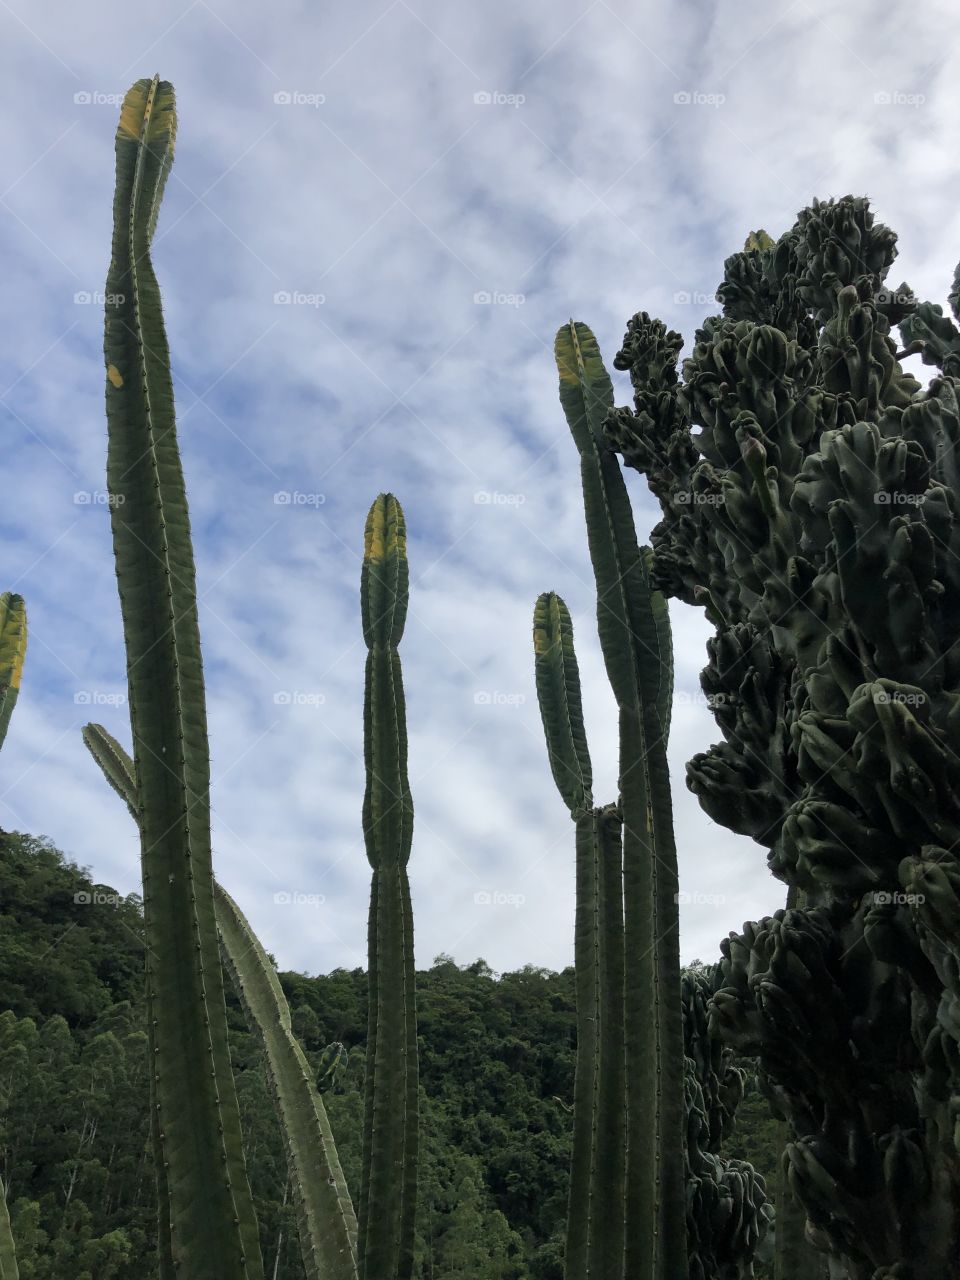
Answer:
xmin=102 ymin=78 xmax=263 ymax=1280
xmin=358 ymin=493 xmax=418 ymax=1280
xmin=544 ymin=322 xmax=686 ymax=1280
xmin=533 ymin=591 xmax=625 ymax=1279
xmin=0 ymin=594 xmax=26 ymax=753
xmin=606 ymin=195 xmax=960 ymax=1278
xmin=82 ymin=721 xmax=360 ymax=1280
xmin=0 ymin=1177 xmax=16 ymax=1280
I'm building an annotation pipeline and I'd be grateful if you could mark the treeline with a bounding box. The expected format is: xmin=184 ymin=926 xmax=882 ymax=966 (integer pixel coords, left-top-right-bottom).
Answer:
xmin=0 ymin=831 xmax=779 ymax=1278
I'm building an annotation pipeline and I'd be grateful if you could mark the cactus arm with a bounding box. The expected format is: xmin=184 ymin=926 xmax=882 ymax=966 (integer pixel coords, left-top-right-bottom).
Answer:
xmin=358 ymin=495 xmax=418 ymax=1280
xmin=555 ymin=321 xmax=687 ymax=1280
xmin=81 ymin=723 xmax=359 ymax=1280
xmin=533 ymin=592 xmax=593 ymax=816
xmin=214 ymin=884 xmax=360 ymax=1280
xmin=0 ymin=594 xmax=26 ymax=752
xmin=103 ymin=77 xmax=263 ymax=1279
xmin=0 ymin=1177 xmax=18 ymax=1280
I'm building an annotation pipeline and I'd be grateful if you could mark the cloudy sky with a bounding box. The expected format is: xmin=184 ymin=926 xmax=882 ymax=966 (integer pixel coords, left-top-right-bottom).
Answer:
xmin=1 ymin=0 xmax=957 ymax=977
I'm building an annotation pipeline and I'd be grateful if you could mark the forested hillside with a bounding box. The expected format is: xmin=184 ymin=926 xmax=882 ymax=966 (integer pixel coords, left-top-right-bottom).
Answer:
xmin=0 ymin=832 xmax=779 ymax=1278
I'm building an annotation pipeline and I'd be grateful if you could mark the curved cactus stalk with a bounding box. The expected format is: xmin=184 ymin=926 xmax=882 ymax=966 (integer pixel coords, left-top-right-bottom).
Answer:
xmin=0 ymin=594 xmax=26 ymax=752
xmin=358 ymin=494 xmax=418 ymax=1280
xmin=0 ymin=1177 xmax=18 ymax=1280
xmin=533 ymin=592 xmax=593 ymax=819
xmin=214 ymin=885 xmax=360 ymax=1280
xmin=103 ymin=78 xmax=263 ymax=1280
xmin=82 ymin=722 xmax=359 ymax=1280
xmin=554 ymin=321 xmax=686 ymax=1280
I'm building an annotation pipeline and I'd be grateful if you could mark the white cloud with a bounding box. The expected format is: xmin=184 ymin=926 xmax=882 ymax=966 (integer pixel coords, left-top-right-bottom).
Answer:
xmin=2 ymin=0 xmax=957 ymax=975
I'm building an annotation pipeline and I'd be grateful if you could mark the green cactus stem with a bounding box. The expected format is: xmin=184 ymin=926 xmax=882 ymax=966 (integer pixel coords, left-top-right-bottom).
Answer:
xmin=358 ymin=494 xmax=418 ymax=1280
xmin=82 ymin=722 xmax=360 ymax=1280
xmin=0 ymin=594 xmax=26 ymax=752
xmin=533 ymin=591 xmax=625 ymax=1279
xmin=103 ymin=77 xmax=263 ymax=1280
xmin=554 ymin=320 xmax=686 ymax=1280
xmin=0 ymin=1177 xmax=18 ymax=1280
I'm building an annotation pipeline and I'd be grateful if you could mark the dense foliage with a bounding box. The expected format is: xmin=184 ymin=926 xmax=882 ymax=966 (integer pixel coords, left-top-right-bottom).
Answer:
xmin=0 ymin=831 xmax=779 ymax=1279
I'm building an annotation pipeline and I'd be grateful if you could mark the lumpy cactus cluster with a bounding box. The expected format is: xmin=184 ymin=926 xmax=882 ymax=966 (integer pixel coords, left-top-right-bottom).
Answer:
xmin=608 ymin=196 xmax=960 ymax=1278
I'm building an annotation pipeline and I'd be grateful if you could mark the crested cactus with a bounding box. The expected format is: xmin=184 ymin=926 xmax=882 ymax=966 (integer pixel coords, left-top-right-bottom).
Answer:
xmin=541 ymin=323 xmax=686 ymax=1279
xmin=0 ymin=594 xmax=26 ymax=753
xmin=682 ymin=967 xmax=773 ymax=1279
xmin=103 ymin=77 xmax=263 ymax=1280
xmin=358 ymin=493 xmax=418 ymax=1280
xmin=607 ymin=195 xmax=960 ymax=1278
xmin=533 ymin=591 xmax=625 ymax=1279
xmin=82 ymin=721 xmax=360 ymax=1280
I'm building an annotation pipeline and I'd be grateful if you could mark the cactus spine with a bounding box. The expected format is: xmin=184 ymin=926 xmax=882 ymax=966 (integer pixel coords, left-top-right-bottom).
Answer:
xmin=540 ymin=322 xmax=686 ymax=1279
xmin=0 ymin=594 xmax=26 ymax=753
xmin=358 ymin=494 xmax=418 ymax=1280
xmin=82 ymin=721 xmax=360 ymax=1280
xmin=103 ymin=77 xmax=262 ymax=1280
